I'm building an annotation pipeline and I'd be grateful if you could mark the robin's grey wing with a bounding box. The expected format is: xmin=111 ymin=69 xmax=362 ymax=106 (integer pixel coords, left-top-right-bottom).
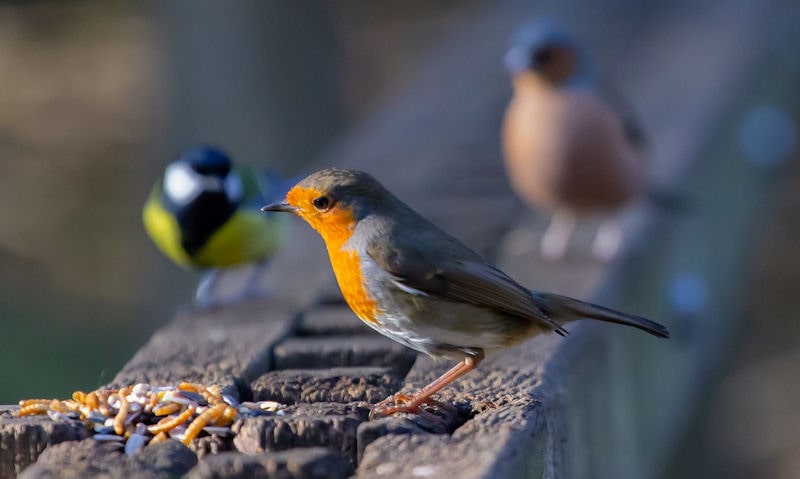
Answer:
xmin=366 ymin=241 xmax=568 ymax=336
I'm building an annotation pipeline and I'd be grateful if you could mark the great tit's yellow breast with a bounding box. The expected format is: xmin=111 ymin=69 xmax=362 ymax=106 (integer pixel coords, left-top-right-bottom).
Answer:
xmin=142 ymin=194 xmax=194 ymax=268
xmin=193 ymin=209 xmax=288 ymax=268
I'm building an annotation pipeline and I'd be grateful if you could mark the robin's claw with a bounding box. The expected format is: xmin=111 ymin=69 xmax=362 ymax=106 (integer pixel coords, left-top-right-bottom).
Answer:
xmin=369 ymin=401 xmax=421 ymax=420
xmin=369 ymin=392 xmax=461 ymax=421
xmin=374 ymin=392 xmax=414 ymax=409
xmin=370 ymin=392 xmax=419 ymax=419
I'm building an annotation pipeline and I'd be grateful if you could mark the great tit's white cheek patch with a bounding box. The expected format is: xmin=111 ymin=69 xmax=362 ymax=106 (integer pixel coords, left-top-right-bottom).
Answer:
xmin=164 ymin=162 xmax=202 ymax=206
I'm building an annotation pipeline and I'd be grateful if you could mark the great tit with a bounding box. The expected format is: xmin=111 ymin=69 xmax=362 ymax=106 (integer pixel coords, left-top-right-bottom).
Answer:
xmin=143 ymin=146 xmax=291 ymax=305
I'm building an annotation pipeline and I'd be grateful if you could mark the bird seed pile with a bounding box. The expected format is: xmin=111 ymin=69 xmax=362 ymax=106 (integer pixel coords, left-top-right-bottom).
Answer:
xmin=17 ymin=382 xmax=284 ymax=455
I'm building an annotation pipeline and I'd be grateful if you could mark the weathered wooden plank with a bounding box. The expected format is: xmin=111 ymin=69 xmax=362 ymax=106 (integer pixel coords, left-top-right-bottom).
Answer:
xmin=18 ymin=439 xmax=197 ymax=479
xmin=296 ymin=307 xmax=374 ymax=337
xmin=185 ymin=448 xmax=352 ymax=479
xmin=0 ymin=411 xmax=89 ymax=479
xmin=233 ymin=403 xmax=368 ymax=467
xmin=252 ymin=367 xmax=403 ymax=405
xmin=271 ymin=337 xmax=416 ymax=376
xmin=110 ymin=299 xmax=296 ymax=393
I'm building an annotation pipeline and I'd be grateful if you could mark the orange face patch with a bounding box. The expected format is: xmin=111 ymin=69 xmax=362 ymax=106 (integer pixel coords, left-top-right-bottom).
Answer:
xmin=284 ymin=185 xmax=380 ymax=325
xmin=285 ymin=186 xmax=357 ymax=248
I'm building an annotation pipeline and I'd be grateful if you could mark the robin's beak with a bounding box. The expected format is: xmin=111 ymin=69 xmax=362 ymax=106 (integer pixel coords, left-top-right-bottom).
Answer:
xmin=261 ymin=202 xmax=298 ymax=214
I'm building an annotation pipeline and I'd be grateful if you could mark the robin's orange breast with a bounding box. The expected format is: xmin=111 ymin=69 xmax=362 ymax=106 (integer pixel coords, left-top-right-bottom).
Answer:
xmin=297 ymin=196 xmax=382 ymax=326
xmin=327 ymin=247 xmax=380 ymax=325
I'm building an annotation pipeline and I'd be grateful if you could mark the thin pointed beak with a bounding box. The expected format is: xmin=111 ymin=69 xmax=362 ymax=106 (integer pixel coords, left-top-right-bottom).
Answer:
xmin=261 ymin=202 xmax=298 ymax=213
xmin=503 ymin=44 xmax=530 ymax=74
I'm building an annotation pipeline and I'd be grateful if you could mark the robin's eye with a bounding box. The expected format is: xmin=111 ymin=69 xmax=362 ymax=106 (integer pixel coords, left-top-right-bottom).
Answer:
xmin=312 ymin=196 xmax=331 ymax=211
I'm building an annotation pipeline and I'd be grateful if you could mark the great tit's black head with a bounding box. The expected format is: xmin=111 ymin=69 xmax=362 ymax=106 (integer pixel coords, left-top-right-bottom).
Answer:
xmin=162 ymin=146 xmax=243 ymax=208
xmin=180 ymin=146 xmax=232 ymax=178
xmin=160 ymin=147 xmax=243 ymax=254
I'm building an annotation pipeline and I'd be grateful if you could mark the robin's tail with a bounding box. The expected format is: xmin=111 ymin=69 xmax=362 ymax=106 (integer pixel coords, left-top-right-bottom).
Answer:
xmin=532 ymin=291 xmax=669 ymax=338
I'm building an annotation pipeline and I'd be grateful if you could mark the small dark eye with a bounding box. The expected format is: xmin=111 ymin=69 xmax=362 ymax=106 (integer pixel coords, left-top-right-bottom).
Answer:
xmin=533 ymin=48 xmax=554 ymax=67
xmin=312 ymin=196 xmax=331 ymax=211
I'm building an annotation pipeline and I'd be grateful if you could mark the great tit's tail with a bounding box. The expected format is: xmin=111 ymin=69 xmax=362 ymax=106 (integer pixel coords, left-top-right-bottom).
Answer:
xmin=532 ymin=291 xmax=669 ymax=338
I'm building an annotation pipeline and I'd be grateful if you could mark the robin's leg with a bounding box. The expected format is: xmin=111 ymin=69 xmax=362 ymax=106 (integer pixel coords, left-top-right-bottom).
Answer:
xmin=541 ymin=209 xmax=576 ymax=260
xmin=371 ymin=350 xmax=484 ymax=418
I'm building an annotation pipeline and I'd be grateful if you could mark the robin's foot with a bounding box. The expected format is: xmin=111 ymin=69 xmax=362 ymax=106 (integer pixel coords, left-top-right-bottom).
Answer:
xmin=374 ymin=392 xmax=413 ymax=408
xmin=369 ymin=393 xmax=456 ymax=420
xmin=370 ymin=392 xmax=417 ymax=419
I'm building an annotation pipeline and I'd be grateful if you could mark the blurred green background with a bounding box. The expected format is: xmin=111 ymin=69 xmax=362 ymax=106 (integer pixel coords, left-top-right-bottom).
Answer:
xmin=0 ymin=0 xmax=175 ymax=398
xmin=0 ymin=0 xmax=466 ymax=401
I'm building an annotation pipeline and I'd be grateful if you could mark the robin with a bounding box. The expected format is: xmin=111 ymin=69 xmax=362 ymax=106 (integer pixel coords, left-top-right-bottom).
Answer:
xmin=502 ymin=19 xmax=647 ymax=261
xmin=143 ymin=146 xmax=294 ymax=306
xmin=263 ymin=168 xmax=668 ymax=416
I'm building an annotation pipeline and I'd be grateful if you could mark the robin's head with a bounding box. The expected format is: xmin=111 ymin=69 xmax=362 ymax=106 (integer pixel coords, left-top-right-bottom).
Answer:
xmin=262 ymin=168 xmax=391 ymax=245
xmin=503 ymin=18 xmax=587 ymax=87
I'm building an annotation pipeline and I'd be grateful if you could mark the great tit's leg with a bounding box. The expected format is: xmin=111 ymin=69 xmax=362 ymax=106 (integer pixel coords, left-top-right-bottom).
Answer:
xmin=241 ymin=258 xmax=270 ymax=299
xmin=195 ymin=259 xmax=272 ymax=308
xmin=194 ymin=269 xmax=221 ymax=308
